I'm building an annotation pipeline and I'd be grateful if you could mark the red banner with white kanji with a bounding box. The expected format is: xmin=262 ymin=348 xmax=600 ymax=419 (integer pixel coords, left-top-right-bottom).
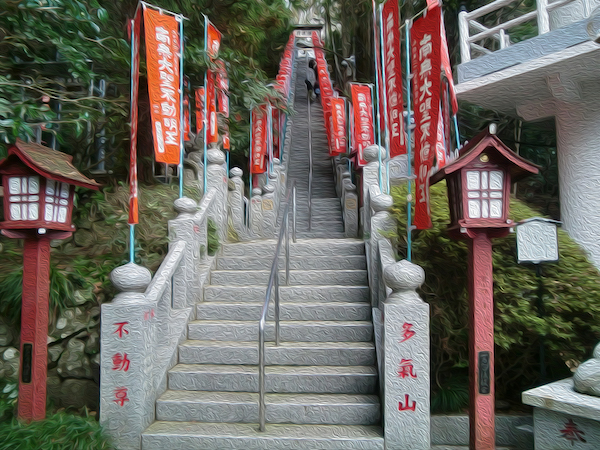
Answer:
xmin=216 ymin=60 xmax=229 ymax=117
xmin=382 ymin=0 xmax=406 ymax=157
xmin=206 ymin=20 xmax=221 ymax=60
xmin=206 ymin=70 xmax=218 ymax=144
xmin=128 ymin=7 xmax=142 ymax=225
xmin=251 ymin=105 xmax=267 ymax=174
xmin=350 ymin=84 xmax=374 ymax=166
xmin=330 ymin=97 xmax=347 ymax=156
xmin=411 ymin=6 xmax=442 ymax=230
xmin=195 ymin=87 xmax=204 ymax=133
xmin=143 ymin=6 xmax=181 ymax=165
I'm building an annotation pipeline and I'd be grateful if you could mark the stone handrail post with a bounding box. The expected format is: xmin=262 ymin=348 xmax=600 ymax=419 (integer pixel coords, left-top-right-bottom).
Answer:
xmin=206 ymin=148 xmax=227 ymax=243
xmin=261 ymin=184 xmax=277 ymax=238
xmin=362 ymin=145 xmax=388 ymax=235
xmin=100 ymin=264 xmax=155 ymax=450
xmin=369 ymin=191 xmax=396 ymax=308
xmin=227 ymin=167 xmax=249 ymax=241
xmin=342 ymin=179 xmax=359 ymax=238
xmin=250 ymin=188 xmax=263 ymax=238
xmin=382 ymin=259 xmax=430 ymax=449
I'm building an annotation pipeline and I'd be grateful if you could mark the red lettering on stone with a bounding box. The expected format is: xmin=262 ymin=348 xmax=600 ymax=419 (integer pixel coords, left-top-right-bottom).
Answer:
xmin=399 ymin=322 xmax=415 ymax=343
xmin=112 ymin=353 xmax=131 ymax=372
xmin=559 ymin=418 xmax=586 ymax=444
xmin=114 ymin=387 xmax=130 ymax=406
xmin=398 ymin=394 xmax=416 ymax=411
xmin=397 ymin=359 xmax=417 ymax=378
xmin=113 ymin=322 xmax=129 ymax=338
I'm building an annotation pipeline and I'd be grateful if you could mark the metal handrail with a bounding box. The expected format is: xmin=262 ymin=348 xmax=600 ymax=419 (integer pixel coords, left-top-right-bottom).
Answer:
xmin=258 ymin=180 xmax=296 ymax=432
xmin=306 ymin=59 xmax=313 ymax=231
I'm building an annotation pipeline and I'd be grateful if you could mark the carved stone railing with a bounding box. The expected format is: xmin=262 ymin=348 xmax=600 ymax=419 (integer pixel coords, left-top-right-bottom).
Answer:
xmin=100 ymin=186 xmax=219 ymax=450
xmin=458 ymin=0 xmax=583 ymax=63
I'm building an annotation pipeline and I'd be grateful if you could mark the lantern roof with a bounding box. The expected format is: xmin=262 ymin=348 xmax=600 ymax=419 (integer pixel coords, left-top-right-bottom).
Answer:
xmin=430 ymin=129 xmax=539 ymax=185
xmin=0 ymin=139 xmax=100 ymax=190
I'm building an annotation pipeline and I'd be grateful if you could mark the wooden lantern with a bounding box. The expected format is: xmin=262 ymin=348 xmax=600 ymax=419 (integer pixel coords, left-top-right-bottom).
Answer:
xmin=0 ymin=139 xmax=100 ymax=234
xmin=430 ymin=128 xmax=538 ymax=450
xmin=0 ymin=139 xmax=99 ymax=422
xmin=431 ymin=129 xmax=539 ymax=236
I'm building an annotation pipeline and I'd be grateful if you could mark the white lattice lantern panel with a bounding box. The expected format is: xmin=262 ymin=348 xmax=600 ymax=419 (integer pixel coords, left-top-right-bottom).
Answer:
xmin=465 ymin=170 xmax=504 ymax=219
xmin=44 ymin=180 xmax=70 ymax=223
xmin=8 ymin=176 xmax=40 ymax=221
xmin=516 ymin=218 xmax=560 ymax=264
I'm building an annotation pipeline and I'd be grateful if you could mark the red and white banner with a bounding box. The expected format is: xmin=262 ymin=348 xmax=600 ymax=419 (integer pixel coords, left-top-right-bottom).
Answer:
xmin=206 ymin=20 xmax=221 ymax=60
xmin=330 ymin=97 xmax=347 ymax=156
xmin=223 ymin=130 xmax=230 ymax=150
xmin=350 ymin=84 xmax=374 ymax=166
xmin=128 ymin=7 xmax=142 ymax=225
xmin=411 ymin=6 xmax=442 ymax=229
xmin=143 ymin=6 xmax=181 ymax=165
xmin=382 ymin=0 xmax=406 ymax=157
xmin=195 ymin=87 xmax=204 ymax=133
xmin=216 ymin=61 xmax=229 ymax=117
xmin=251 ymin=105 xmax=268 ymax=174
xmin=206 ymin=70 xmax=218 ymax=144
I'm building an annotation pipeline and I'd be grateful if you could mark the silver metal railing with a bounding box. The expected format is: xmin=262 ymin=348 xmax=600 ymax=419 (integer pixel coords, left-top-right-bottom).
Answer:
xmin=306 ymin=60 xmax=313 ymax=231
xmin=258 ymin=180 xmax=296 ymax=432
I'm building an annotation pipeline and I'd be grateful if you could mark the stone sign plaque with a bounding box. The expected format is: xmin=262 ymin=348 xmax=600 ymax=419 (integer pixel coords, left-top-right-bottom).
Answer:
xmin=516 ymin=218 xmax=559 ymax=264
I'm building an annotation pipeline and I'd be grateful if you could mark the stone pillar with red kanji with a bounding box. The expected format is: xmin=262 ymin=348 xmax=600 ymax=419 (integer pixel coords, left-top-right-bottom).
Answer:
xmin=206 ymin=148 xmax=228 ymax=243
xmin=100 ymin=263 xmax=155 ymax=450
xmin=382 ymin=259 xmax=430 ymax=449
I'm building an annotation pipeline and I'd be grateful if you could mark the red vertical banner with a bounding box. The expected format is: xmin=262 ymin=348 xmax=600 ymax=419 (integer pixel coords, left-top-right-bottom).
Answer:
xmin=216 ymin=60 xmax=229 ymax=117
xmin=143 ymin=6 xmax=181 ymax=165
xmin=350 ymin=84 xmax=374 ymax=166
xmin=272 ymin=108 xmax=280 ymax=159
xmin=382 ymin=0 xmax=406 ymax=157
xmin=195 ymin=87 xmax=204 ymax=133
xmin=206 ymin=20 xmax=222 ymax=60
xmin=411 ymin=6 xmax=442 ymax=230
xmin=330 ymin=97 xmax=347 ymax=156
xmin=183 ymin=93 xmax=190 ymax=141
xmin=128 ymin=8 xmax=142 ymax=225
xmin=251 ymin=105 xmax=267 ymax=174
xmin=206 ymin=70 xmax=218 ymax=144
xmin=223 ymin=130 xmax=230 ymax=150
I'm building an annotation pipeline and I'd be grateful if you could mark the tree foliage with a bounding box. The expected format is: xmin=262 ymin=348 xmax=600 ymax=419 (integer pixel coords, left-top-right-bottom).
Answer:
xmin=0 ymin=0 xmax=295 ymax=176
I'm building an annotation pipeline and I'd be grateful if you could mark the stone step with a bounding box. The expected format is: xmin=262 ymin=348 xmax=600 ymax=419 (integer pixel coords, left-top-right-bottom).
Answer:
xmin=156 ymin=391 xmax=380 ymax=425
xmin=168 ymin=364 xmax=378 ymax=394
xmin=220 ymin=239 xmax=364 ymax=257
xmin=178 ymin=340 xmax=376 ymax=366
xmin=295 ymin=231 xmax=348 ymax=239
xmin=142 ymin=422 xmax=384 ymax=450
xmin=204 ymin=285 xmax=369 ymax=303
xmin=209 ymin=270 xmax=367 ymax=286
xmin=216 ymin=255 xmax=366 ymax=271
xmin=187 ymin=320 xmax=373 ymax=342
xmin=196 ymin=301 xmax=371 ymax=321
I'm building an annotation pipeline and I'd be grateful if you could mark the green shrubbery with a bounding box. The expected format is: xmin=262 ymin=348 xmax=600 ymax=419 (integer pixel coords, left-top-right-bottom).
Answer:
xmin=391 ymin=182 xmax=600 ymax=410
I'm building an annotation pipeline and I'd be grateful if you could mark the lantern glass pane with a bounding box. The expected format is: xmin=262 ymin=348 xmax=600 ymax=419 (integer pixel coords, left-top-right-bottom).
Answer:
xmin=46 ymin=180 xmax=55 ymax=196
xmin=45 ymin=204 xmax=54 ymax=221
xmin=21 ymin=178 xmax=27 ymax=194
xmin=29 ymin=195 xmax=39 ymax=202
xmin=468 ymin=199 xmax=481 ymax=218
xmin=21 ymin=204 xmax=28 ymax=220
xmin=9 ymin=177 xmax=21 ymax=195
xmin=28 ymin=176 xmax=40 ymax=194
xmin=490 ymin=200 xmax=502 ymax=218
xmin=59 ymin=199 xmax=68 ymax=206
xmin=490 ymin=191 xmax=502 ymax=198
xmin=28 ymin=203 xmax=39 ymax=220
xmin=9 ymin=196 xmax=20 ymax=202
xmin=60 ymin=183 xmax=69 ymax=198
xmin=466 ymin=171 xmax=480 ymax=190
xmin=482 ymin=200 xmax=489 ymax=218
xmin=481 ymin=171 xmax=488 ymax=190
xmin=490 ymin=171 xmax=503 ymax=190
xmin=58 ymin=206 xmax=68 ymax=223
xmin=10 ymin=204 xmax=21 ymax=220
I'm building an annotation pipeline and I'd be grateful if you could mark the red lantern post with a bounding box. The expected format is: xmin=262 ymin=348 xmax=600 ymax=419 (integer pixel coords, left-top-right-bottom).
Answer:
xmin=431 ymin=128 xmax=538 ymax=449
xmin=0 ymin=140 xmax=99 ymax=421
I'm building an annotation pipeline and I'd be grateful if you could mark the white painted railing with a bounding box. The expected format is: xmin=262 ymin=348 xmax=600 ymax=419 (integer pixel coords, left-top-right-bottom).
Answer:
xmin=458 ymin=0 xmax=586 ymax=63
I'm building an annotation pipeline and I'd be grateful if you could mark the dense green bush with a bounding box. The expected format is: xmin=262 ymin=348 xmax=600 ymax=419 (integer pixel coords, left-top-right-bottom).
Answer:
xmin=391 ymin=182 xmax=600 ymax=409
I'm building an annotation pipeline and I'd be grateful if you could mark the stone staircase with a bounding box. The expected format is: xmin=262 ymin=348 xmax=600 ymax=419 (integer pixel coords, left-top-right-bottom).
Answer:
xmin=141 ymin=239 xmax=383 ymax=449
xmin=141 ymin=57 xmax=383 ymax=449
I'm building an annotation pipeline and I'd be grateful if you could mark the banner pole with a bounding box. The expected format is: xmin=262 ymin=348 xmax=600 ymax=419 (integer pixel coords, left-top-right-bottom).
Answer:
xmin=249 ymin=107 xmax=253 ymax=201
xmin=178 ymin=14 xmax=185 ymax=198
xmin=405 ymin=19 xmax=413 ymax=263
xmin=129 ymin=15 xmax=137 ymax=264
xmin=378 ymin=4 xmax=390 ymax=194
xmin=203 ymin=15 xmax=208 ymax=195
xmin=372 ymin=0 xmax=383 ymax=191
